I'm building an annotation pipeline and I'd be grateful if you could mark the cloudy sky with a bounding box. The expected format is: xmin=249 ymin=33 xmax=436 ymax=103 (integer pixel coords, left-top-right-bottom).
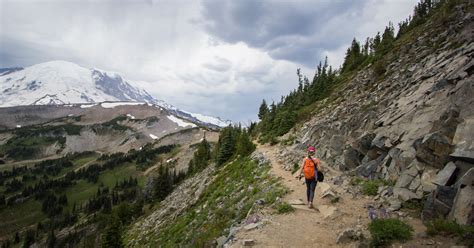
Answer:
xmin=0 ymin=0 xmax=415 ymax=123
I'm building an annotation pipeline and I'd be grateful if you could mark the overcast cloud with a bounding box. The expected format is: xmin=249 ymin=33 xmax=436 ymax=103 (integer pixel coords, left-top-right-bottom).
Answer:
xmin=0 ymin=0 xmax=414 ymax=122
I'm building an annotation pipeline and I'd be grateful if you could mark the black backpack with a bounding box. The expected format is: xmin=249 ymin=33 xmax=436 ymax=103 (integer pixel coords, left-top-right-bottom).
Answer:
xmin=317 ymin=171 xmax=324 ymax=182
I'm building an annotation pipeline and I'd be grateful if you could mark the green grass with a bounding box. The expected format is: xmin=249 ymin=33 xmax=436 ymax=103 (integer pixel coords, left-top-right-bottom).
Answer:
xmin=65 ymin=180 xmax=99 ymax=211
xmin=350 ymin=177 xmax=391 ymax=196
xmin=126 ymin=157 xmax=288 ymax=247
xmin=369 ymin=218 xmax=413 ymax=247
xmin=55 ymin=152 xmax=100 ymax=178
xmin=0 ymin=160 xmax=37 ymax=172
xmin=72 ymin=153 xmax=99 ymax=167
xmin=291 ymin=163 xmax=300 ymax=175
xmin=0 ymin=199 xmax=45 ymax=238
xmin=65 ymin=161 xmax=146 ymax=210
xmin=402 ymin=199 xmax=424 ymax=216
xmin=276 ymin=202 xmax=294 ymax=214
xmin=426 ymin=218 xmax=474 ymax=246
xmin=98 ymin=162 xmax=145 ymax=188
xmin=350 ymin=177 xmax=364 ymax=186
xmin=0 ymin=136 xmax=64 ymax=160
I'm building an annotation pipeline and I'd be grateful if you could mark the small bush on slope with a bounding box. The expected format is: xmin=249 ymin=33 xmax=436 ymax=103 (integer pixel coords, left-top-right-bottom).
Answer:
xmin=426 ymin=218 xmax=474 ymax=246
xmin=276 ymin=202 xmax=294 ymax=214
xmin=368 ymin=218 xmax=413 ymax=247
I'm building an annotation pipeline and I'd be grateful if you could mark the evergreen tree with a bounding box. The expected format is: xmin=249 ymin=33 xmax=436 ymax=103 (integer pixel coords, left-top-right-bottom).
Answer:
xmin=47 ymin=230 xmax=56 ymax=248
xmin=342 ymin=38 xmax=364 ymax=72
xmin=188 ymin=138 xmax=211 ymax=174
xmin=258 ymin=100 xmax=269 ymax=120
xmin=154 ymin=166 xmax=173 ymax=201
xmin=14 ymin=233 xmax=20 ymax=244
xmin=22 ymin=230 xmax=35 ymax=248
xmin=236 ymin=130 xmax=255 ymax=157
xmin=215 ymin=127 xmax=237 ymax=166
xmin=101 ymin=217 xmax=123 ymax=248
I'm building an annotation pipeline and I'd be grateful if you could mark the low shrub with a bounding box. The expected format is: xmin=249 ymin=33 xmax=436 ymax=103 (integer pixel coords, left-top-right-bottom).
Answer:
xmin=355 ymin=178 xmax=391 ymax=196
xmin=291 ymin=163 xmax=299 ymax=175
xmin=269 ymin=136 xmax=279 ymax=146
xmin=350 ymin=177 xmax=364 ymax=186
xmin=426 ymin=218 xmax=474 ymax=246
xmin=276 ymin=202 xmax=294 ymax=214
xmin=427 ymin=218 xmax=463 ymax=236
xmin=369 ymin=218 xmax=413 ymax=247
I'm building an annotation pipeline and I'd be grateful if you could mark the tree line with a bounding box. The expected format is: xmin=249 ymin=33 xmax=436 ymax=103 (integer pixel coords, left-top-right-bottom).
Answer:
xmin=256 ymin=0 xmax=439 ymax=143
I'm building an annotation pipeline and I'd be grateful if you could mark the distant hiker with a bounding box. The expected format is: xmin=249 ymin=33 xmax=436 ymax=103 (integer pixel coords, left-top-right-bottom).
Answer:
xmin=298 ymin=146 xmax=321 ymax=208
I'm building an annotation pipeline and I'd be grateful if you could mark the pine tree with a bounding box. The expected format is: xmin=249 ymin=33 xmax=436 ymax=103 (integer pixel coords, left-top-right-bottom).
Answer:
xmin=154 ymin=166 xmax=173 ymax=201
xmin=236 ymin=130 xmax=255 ymax=157
xmin=216 ymin=127 xmax=236 ymax=166
xmin=14 ymin=233 xmax=19 ymax=244
xmin=47 ymin=230 xmax=56 ymax=248
xmin=188 ymin=138 xmax=211 ymax=174
xmin=22 ymin=230 xmax=35 ymax=248
xmin=258 ymin=100 xmax=269 ymax=120
xmin=101 ymin=217 xmax=123 ymax=248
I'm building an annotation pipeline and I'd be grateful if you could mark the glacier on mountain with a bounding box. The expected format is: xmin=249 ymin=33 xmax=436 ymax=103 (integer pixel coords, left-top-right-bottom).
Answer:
xmin=0 ymin=60 xmax=231 ymax=128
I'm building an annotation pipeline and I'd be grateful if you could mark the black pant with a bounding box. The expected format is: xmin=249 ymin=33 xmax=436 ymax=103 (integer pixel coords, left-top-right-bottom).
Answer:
xmin=305 ymin=178 xmax=317 ymax=203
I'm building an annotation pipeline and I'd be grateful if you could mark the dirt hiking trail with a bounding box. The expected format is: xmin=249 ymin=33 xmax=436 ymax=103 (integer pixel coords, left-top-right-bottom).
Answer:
xmin=230 ymin=144 xmax=443 ymax=248
xmin=230 ymin=144 xmax=373 ymax=247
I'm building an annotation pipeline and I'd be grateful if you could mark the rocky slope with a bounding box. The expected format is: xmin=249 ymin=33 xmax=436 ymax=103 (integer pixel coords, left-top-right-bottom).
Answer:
xmin=277 ymin=2 xmax=473 ymax=226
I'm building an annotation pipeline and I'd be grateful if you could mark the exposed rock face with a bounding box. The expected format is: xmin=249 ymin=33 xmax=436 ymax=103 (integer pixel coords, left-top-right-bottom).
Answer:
xmin=281 ymin=3 xmax=474 ymax=223
xmin=448 ymin=168 xmax=474 ymax=225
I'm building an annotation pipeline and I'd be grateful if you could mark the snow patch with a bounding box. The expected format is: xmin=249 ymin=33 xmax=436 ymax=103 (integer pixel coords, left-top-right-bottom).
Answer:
xmin=167 ymin=115 xmax=196 ymax=128
xmin=183 ymin=111 xmax=231 ymax=127
xmin=101 ymin=102 xmax=144 ymax=108
xmin=80 ymin=104 xmax=96 ymax=108
xmin=149 ymin=134 xmax=158 ymax=140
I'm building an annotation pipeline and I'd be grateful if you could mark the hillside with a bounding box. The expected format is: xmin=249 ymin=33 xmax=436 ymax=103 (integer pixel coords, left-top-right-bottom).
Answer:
xmin=0 ymin=0 xmax=472 ymax=247
xmin=125 ymin=0 xmax=473 ymax=247
xmin=0 ymin=100 xmax=222 ymax=246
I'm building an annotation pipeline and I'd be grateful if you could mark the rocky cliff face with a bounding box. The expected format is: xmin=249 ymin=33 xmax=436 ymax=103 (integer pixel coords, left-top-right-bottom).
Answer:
xmin=279 ymin=3 xmax=473 ymax=225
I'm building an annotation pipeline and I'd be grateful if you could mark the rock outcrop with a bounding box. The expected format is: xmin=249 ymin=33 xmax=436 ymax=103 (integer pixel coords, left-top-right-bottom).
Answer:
xmin=280 ymin=2 xmax=473 ymax=224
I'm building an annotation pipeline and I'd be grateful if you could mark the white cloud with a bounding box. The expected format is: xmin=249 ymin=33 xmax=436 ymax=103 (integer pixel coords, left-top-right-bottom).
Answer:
xmin=1 ymin=0 xmax=415 ymax=122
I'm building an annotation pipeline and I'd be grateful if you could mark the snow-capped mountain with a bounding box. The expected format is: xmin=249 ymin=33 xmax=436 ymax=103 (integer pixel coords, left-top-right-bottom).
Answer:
xmin=0 ymin=60 xmax=230 ymax=128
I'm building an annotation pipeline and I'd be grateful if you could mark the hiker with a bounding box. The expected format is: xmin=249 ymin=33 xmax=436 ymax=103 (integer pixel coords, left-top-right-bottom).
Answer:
xmin=298 ymin=146 xmax=321 ymax=208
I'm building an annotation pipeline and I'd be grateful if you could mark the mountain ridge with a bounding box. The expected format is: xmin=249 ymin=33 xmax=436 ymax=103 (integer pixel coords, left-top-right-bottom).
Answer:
xmin=0 ymin=60 xmax=231 ymax=128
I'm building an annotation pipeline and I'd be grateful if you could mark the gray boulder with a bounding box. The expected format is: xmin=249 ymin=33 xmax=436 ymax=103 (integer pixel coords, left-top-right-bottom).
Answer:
xmin=372 ymin=135 xmax=392 ymax=150
xmin=421 ymin=169 xmax=438 ymax=193
xmin=353 ymin=132 xmax=376 ymax=155
xmin=448 ymin=168 xmax=474 ymax=225
xmin=415 ymin=132 xmax=453 ymax=168
xmin=388 ymin=198 xmax=402 ymax=212
xmin=250 ymin=152 xmax=269 ymax=167
xmin=329 ymin=135 xmax=345 ymax=156
xmin=433 ymin=162 xmax=458 ymax=186
xmin=394 ymin=187 xmax=422 ymax=202
xmin=342 ymin=147 xmax=363 ymax=171
xmin=395 ymin=174 xmax=414 ymax=189
xmin=422 ymin=185 xmax=458 ymax=221
xmin=336 ymin=228 xmax=364 ymax=244
xmin=356 ymin=154 xmax=386 ymax=178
